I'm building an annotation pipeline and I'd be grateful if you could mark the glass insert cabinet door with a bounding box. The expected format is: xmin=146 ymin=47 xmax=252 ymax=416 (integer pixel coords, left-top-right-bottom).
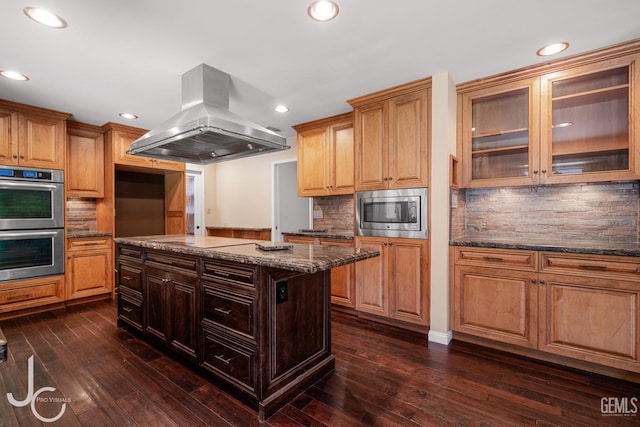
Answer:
xmin=461 ymin=78 xmax=541 ymax=187
xmin=540 ymin=57 xmax=638 ymax=183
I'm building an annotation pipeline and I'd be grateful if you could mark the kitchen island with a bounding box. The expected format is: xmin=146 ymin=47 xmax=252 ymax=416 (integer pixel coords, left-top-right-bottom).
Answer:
xmin=114 ymin=235 xmax=379 ymax=421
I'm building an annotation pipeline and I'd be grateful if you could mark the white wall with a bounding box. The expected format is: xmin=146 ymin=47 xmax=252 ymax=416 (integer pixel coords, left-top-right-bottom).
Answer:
xmin=429 ymin=72 xmax=457 ymax=344
xmin=204 ymin=135 xmax=298 ymax=227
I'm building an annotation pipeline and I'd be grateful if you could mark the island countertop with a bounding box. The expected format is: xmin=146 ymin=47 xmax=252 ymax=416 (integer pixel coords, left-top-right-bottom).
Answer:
xmin=114 ymin=234 xmax=379 ymax=273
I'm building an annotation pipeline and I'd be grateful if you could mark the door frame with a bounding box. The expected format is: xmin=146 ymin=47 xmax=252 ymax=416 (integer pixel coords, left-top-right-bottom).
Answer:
xmin=186 ymin=166 xmax=205 ymax=236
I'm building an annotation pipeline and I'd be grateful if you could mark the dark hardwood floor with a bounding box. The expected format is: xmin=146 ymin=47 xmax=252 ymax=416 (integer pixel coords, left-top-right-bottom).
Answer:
xmin=0 ymin=299 xmax=638 ymax=426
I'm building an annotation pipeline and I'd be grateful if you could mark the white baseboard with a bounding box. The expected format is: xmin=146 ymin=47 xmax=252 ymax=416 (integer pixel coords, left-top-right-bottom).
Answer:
xmin=428 ymin=329 xmax=452 ymax=345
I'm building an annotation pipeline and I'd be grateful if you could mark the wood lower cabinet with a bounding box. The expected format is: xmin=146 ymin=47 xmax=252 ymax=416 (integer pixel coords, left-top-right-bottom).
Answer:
xmin=0 ymin=275 xmax=65 ymax=319
xmin=0 ymin=100 xmax=69 ymax=169
xmin=452 ymin=247 xmax=538 ymax=348
xmin=538 ymin=252 xmax=640 ymax=372
xmin=66 ymin=236 xmax=113 ymax=301
xmin=115 ymin=244 xmax=334 ymax=421
xmin=452 ymin=246 xmax=640 ymax=374
xmin=207 ymin=227 xmax=271 ymax=241
xmin=356 ymin=236 xmax=429 ymax=328
xmin=283 ymin=235 xmax=356 ymax=309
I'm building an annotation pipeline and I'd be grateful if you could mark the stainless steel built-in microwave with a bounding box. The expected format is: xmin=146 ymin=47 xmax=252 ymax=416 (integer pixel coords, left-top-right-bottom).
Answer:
xmin=356 ymin=188 xmax=428 ymax=239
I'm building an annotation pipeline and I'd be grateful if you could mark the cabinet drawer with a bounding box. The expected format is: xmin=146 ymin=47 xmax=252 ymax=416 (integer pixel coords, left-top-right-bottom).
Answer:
xmin=118 ymin=291 xmax=143 ymax=331
xmin=541 ymin=252 xmax=640 ymax=280
xmin=68 ymin=237 xmax=111 ymax=251
xmin=202 ymin=285 xmax=255 ymax=338
xmin=0 ymin=277 xmax=64 ymax=311
xmin=118 ymin=245 xmax=143 ymax=260
xmin=455 ymin=247 xmax=537 ymax=271
xmin=119 ymin=264 xmax=142 ymax=292
xmin=202 ymin=260 xmax=256 ymax=287
xmin=146 ymin=251 xmax=198 ymax=272
xmin=201 ymin=330 xmax=256 ymax=392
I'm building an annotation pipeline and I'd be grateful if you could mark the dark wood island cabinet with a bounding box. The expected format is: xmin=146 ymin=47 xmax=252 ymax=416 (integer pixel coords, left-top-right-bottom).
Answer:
xmin=114 ymin=235 xmax=378 ymax=421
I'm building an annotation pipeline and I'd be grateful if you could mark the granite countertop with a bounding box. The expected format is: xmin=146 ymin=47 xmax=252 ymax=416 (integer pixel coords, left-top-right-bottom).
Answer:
xmin=68 ymin=231 xmax=113 ymax=239
xmin=282 ymin=230 xmax=354 ymax=240
xmin=114 ymin=235 xmax=377 ymax=273
xmin=451 ymin=237 xmax=640 ymax=257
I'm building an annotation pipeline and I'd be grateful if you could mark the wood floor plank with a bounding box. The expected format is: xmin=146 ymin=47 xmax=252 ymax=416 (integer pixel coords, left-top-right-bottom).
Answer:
xmin=1 ymin=300 xmax=639 ymax=426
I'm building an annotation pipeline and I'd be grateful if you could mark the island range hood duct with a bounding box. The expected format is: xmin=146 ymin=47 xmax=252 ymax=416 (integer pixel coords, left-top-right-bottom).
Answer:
xmin=127 ymin=64 xmax=289 ymax=164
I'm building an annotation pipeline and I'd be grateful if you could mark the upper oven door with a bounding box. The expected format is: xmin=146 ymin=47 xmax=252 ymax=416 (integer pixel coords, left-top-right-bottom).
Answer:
xmin=0 ymin=180 xmax=64 ymax=230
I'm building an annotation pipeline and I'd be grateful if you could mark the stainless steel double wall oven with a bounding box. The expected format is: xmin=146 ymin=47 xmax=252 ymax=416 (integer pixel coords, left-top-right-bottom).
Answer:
xmin=0 ymin=166 xmax=64 ymax=281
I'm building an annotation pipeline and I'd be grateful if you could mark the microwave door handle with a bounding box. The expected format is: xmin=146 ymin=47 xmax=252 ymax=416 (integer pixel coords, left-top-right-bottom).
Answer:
xmin=0 ymin=182 xmax=58 ymax=191
xmin=0 ymin=231 xmax=58 ymax=239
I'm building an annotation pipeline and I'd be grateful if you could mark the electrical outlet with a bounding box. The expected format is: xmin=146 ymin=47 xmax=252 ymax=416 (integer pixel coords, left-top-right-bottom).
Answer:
xmin=276 ymin=281 xmax=288 ymax=304
xmin=313 ymin=209 xmax=323 ymax=219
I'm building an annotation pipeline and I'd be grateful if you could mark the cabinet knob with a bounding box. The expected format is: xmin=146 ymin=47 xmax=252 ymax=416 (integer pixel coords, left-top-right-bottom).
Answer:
xmin=533 ymin=170 xmax=539 ymax=175
xmin=531 ymin=279 xmax=537 ymax=284
xmin=539 ymin=279 xmax=546 ymax=285
xmin=541 ymin=169 xmax=547 ymax=174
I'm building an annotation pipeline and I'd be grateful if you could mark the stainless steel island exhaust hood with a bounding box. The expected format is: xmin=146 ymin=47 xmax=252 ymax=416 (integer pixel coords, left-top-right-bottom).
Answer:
xmin=127 ymin=64 xmax=289 ymax=164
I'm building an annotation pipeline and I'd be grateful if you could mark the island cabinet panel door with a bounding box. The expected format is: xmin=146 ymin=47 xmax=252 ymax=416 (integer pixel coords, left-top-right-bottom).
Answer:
xmin=168 ymin=280 xmax=198 ymax=360
xmin=144 ymin=273 xmax=167 ymax=342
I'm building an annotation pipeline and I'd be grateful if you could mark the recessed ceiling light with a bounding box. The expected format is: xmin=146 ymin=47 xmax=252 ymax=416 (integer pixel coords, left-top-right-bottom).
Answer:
xmin=23 ymin=7 xmax=68 ymax=29
xmin=0 ymin=70 xmax=29 ymax=81
xmin=537 ymin=42 xmax=569 ymax=56
xmin=274 ymin=105 xmax=290 ymax=113
xmin=307 ymin=0 xmax=339 ymax=22
xmin=119 ymin=112 xmax=138 ymax=120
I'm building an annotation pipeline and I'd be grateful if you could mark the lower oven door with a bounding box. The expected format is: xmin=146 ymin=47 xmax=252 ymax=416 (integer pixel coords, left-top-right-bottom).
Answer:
xmin=0 ymin=229 xmax=64 ymax=282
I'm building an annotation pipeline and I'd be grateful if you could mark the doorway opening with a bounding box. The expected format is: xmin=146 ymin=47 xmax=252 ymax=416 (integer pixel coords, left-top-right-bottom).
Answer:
xmin=272 ymin=161 xmax=312 ymax=242
xmin=186 ymin=167 xmax=205 ymax=236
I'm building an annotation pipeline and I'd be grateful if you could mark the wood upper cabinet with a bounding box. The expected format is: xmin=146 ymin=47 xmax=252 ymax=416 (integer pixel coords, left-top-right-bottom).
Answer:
xmin=66 ymin=236 xmax=113 ymax=301
xmin=294 ymin=112 xmax=354 ymax=197
xmin=66 ymin=121 xmax=105 ymax=197
xmin=349 ymin=81 xmax=430 ymax=191
xmin=106 ymin=122 xmax=185 ymax=171
xmin=0 ymin=100 xmax=69 ymax=169
xmin=459 ymin=46 xmax=640 ymax=187
xmin=356 ymin=236 xmax=429 ymax=327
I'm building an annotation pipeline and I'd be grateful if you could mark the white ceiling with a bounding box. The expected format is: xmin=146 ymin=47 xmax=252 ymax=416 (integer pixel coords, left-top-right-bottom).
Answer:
xmin=2 ymin=0 xmax=640 ymax=138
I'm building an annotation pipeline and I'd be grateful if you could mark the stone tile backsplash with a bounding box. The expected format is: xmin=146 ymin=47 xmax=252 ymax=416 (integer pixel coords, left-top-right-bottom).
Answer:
xmin=66 ymin=199 xmax=98 ymax=232
xmin=451 ymin=182 xmax=640 ymax=243
xmin=313 ymin=195 xmax=354 ymax=235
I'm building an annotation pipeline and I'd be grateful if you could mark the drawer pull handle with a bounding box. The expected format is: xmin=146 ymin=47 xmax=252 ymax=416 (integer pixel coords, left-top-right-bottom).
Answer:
xmin=214 ymin=307 xmax=231 ymax=315
xmin=123 ymin=275 xmax=134 ymax=281
xmin=578 ymin=264 xmax=607 ymax=271
xmin=122 ymin=307 xmax=133 ymax=313
xmin=215 ymin=271 xmax=230 ymax=277
xmin=7 ymin=293 xmax=32 ymax=301
xmin=483 ymin=256 xmax=504 ymax=262
xmin=215 ymin=354 xmax=233 ymax=364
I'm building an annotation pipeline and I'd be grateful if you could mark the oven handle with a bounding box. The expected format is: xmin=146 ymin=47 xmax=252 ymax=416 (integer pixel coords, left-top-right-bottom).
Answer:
xmin=0 ymin=231 xmax=59 ymax=239
xmin=0 ymin=181 xmax=59 ymax=191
